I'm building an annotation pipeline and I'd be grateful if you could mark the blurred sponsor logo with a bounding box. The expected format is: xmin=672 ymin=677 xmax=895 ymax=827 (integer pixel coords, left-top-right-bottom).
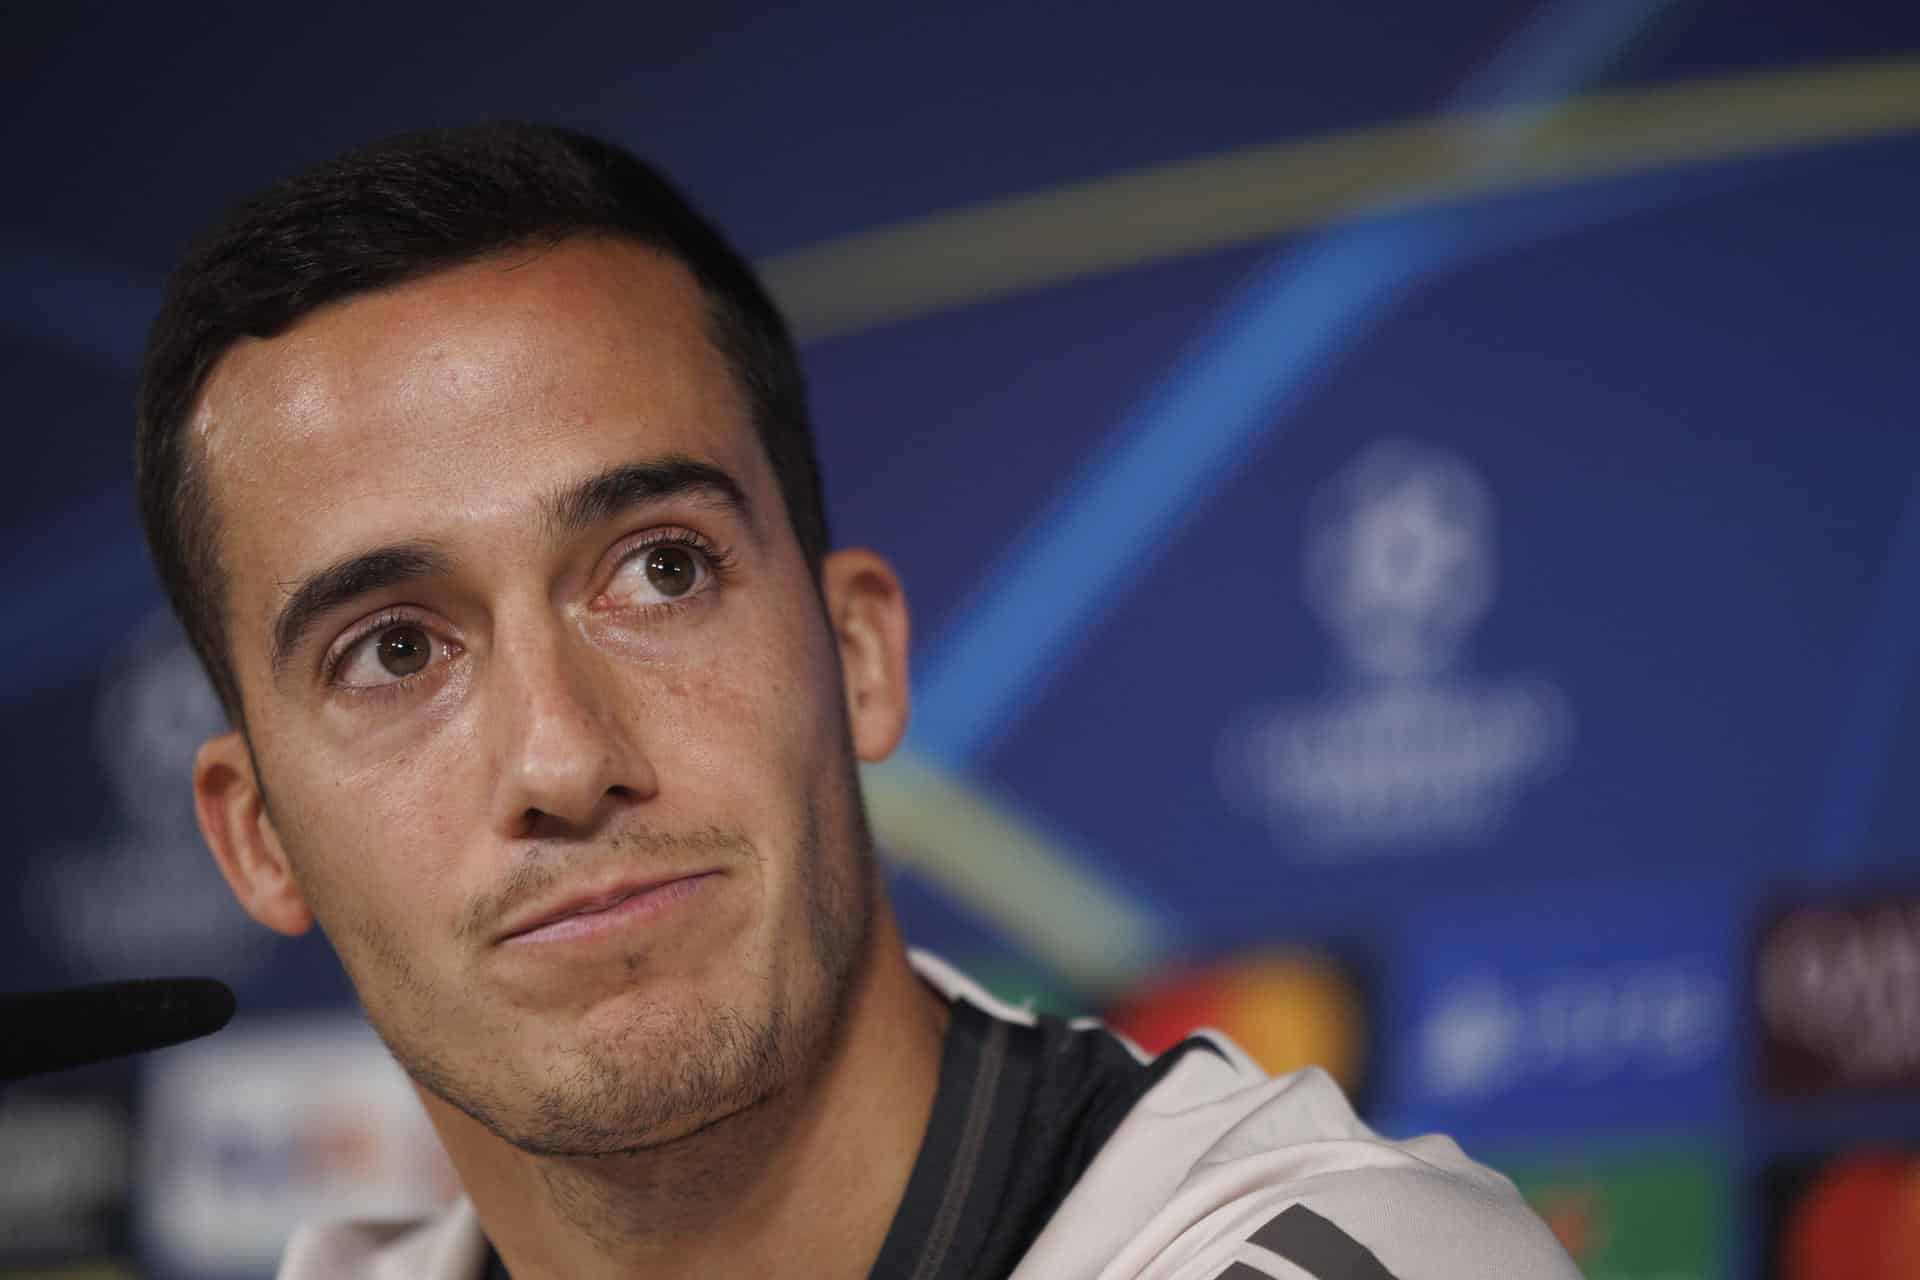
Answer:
xmin=1381 ymin=893 xmax=1737 ymax=1143
xmin=1420 ymin=963 xmax=1725 ymax=1102
xmin=1224 ymin=437 xmax=1571 ymax=854
xmin=34 ymin=611 xmax=267 ymax=978
xmin=1506 ymin=1147 xmax=1725 ymax=1280
xmin=1104 ymin=947 xmax=1365 ymax=1094
xmin=1757 ymin=892 xmax=1920 ymax=1094
xmin=138 ymin=1015 xmax=456 ymax=1273
xmin=1766 ymin=1150 xmax=1920 ymax=1280
xmin=0 ymin=1086 xmax=131 ymax=1263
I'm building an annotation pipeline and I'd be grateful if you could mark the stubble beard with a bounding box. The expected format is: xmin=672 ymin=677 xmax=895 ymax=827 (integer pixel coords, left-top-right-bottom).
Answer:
xmin=366 ymin=773 xmax=878 ymax=1160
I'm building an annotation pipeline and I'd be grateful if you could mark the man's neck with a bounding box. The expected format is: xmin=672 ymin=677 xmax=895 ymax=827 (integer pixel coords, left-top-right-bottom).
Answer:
xmin=421 ymin=910 xmax=950 ymax=1280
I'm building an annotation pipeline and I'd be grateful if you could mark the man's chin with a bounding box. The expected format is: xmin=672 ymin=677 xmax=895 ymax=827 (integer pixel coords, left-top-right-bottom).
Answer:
xmin=496 ymin=1084 xmax=780 ymax=1159
xmin=400 ymin=994 xmax=795 ymax=1159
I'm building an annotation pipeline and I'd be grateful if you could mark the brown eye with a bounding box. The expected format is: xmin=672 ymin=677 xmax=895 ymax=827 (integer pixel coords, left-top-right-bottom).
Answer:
xmin=644 ymin=546 xmax=699 ymax=598
xmin=376 ymin=624 xmax=432 ymax=676
xmin=330 ymin=618 xmax=456 ymax=691
xmin=603 ymin=538 xmax=716 ymax=611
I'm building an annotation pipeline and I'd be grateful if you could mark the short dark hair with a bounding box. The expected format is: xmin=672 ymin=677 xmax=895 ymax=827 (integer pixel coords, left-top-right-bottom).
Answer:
xmin=136 ymin=122 xmax=828 ymax=724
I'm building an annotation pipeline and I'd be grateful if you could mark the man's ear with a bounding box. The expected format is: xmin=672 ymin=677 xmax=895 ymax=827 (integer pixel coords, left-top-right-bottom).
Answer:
xmin=821 ymin=549 xmax=911 ymax=763
xmin=193 ymin=732 xmax=314 ymax=936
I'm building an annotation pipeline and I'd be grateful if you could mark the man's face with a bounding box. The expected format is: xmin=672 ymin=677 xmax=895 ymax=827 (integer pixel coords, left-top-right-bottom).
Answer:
xmin=191 ymin=238 xmax=885 ymax=1154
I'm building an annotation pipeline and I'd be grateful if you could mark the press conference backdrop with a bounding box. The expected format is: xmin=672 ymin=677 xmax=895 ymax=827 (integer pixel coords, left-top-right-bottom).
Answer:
xmin=4 ymin=3 xmax=1918 ymax=1276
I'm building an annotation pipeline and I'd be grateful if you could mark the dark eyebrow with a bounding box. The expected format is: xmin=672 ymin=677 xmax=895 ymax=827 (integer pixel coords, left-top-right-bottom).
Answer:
xmin=267 ymin=458 xmax=753 ymax=679
xmin=270 ymin=543 xmax=453 ymax=676
xmin=540 ymin=456 xmax=755 ymax=541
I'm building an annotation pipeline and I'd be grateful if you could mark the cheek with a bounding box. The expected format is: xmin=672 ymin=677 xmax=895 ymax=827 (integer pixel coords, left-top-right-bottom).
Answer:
xmin=660 ymin=618 xmax=841 ymax=795
xmin=336 ymin=745 xmax=464 ymax=834
xmin=274 ymin=747 xmax=470 ymax=920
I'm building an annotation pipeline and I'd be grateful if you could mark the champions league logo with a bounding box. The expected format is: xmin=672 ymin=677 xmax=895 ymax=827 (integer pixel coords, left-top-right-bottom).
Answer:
xmin=1226 ymin=437 xmax=1573 ymax=854
xmin=36 ymin=609 xmax=270 ymax=977
xmin=1306 ymin=434 xmax=1495 ymax=684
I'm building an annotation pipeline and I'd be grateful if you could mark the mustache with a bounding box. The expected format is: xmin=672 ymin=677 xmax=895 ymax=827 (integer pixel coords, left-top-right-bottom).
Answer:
xmin=456 ymin=825 xmax=755 ymax=943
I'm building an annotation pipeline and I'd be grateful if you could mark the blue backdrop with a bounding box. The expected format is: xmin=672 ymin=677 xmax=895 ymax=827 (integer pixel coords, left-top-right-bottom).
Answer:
xmin=4 ymin=4 xmax=1918 ymax=1277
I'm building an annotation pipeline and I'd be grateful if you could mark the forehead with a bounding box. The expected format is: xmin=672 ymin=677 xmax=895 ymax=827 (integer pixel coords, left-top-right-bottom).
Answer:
xmin=193 ymin=239 xmax=767 ymax=620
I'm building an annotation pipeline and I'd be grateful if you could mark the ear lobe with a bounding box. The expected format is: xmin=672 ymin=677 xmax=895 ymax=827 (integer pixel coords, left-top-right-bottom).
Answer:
xmin=820 ymin=549 xmax=911 ymax=763
xmin=193 ymin=732 xmax=314 ymax=937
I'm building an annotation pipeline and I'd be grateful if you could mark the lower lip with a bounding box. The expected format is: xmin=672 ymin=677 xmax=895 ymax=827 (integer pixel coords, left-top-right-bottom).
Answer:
xmin=501 ymin=873 xmax=719 ymax=947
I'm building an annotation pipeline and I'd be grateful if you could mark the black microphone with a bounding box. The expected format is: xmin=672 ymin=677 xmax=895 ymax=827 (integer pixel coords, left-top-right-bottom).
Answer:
xmin=0 ymin=977 xmax=237 ymax=1081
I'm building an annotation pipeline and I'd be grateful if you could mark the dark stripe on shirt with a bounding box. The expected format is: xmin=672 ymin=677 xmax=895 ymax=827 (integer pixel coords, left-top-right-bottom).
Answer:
xmin=1249 ymin=1204 xmax=1400 ymax=1280
xmin=906 ymin=1017 xmax=1009 ymax=1280
xmin=873 ymin=997 xmax=1224 ymax=1280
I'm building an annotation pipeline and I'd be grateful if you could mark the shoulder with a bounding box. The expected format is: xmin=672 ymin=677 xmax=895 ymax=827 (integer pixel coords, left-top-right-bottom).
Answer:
xmin=907 ymin=951 xmax=1575 ymax=1278
xmin=276 ymin=1197 xmax=486 ymax=1280
xmin=1016 ymin=1045 xmax=1580 ymax=1280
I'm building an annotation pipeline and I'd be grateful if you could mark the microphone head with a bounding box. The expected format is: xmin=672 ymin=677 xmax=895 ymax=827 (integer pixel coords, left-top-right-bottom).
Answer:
xmin=0 ymin=977 xmax=237 ymax=1081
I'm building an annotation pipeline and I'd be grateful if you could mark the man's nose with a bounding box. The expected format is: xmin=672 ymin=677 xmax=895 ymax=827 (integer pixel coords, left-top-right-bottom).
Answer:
xmin=488 ymin=618 xmax=656 ymax=838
